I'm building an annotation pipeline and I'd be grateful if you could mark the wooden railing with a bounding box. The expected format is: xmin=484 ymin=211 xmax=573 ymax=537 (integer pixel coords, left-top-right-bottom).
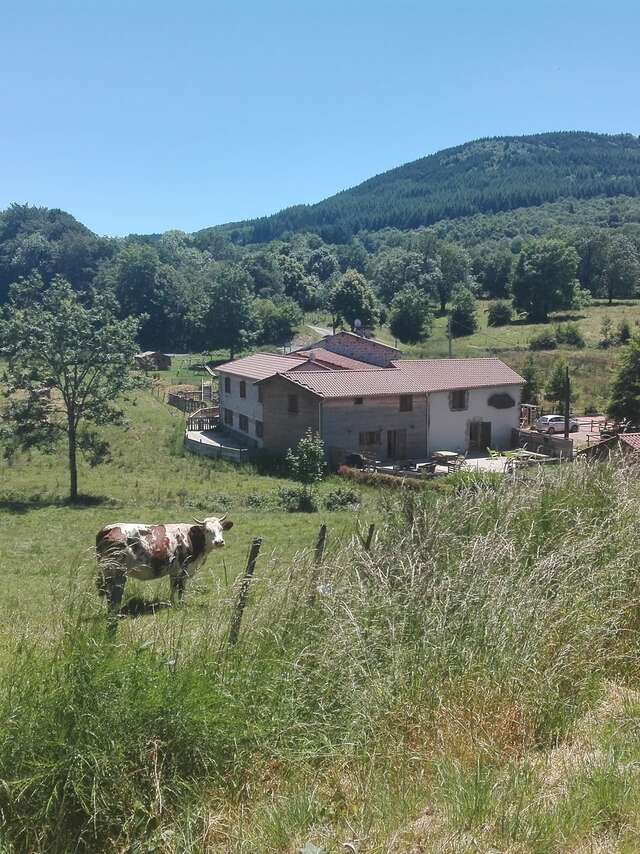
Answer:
xmin=187 ymin=406 xmax=220 ymax=432
xmin=167 ymin=392 xmax=203 ymax=413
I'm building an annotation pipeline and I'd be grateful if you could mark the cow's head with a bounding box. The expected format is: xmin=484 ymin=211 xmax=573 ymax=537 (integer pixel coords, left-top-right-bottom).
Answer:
xmin=193 ymin=515 xmax=233 ymax=549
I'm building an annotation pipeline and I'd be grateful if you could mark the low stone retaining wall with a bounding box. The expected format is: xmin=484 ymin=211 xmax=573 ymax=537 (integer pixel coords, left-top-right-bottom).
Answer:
xmin=512 ymin=428 xmax=573 ymax=460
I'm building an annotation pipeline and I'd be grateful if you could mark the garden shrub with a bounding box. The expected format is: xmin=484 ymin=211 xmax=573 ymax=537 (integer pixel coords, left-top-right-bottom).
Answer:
xmin=323 ymin=486 xmax=361 ymax=510
xmin=244 ymin=492 xmax=272 ymax=509
xmin=554 ymin=322 xmax=586 ymax=348
xmin=277 ymin=486 xmax=318 ymax=512
xmin=529 ymin=331 xmax=558 ymax=351
xmin=487 ymin=301 xmax=512 ymax=326
xmin=337 ymin=465 xmax=424 ymax=491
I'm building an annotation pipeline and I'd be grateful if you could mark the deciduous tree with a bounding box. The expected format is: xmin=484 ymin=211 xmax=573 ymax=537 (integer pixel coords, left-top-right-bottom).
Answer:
xmin=330 ymin=269 xmax=378 ymax=329
xmin=0 ymin=275 xmax=139 ymax=501
xmin=205 ymin=264 xmax=259 ymax=359
xmin=512 ymin=239 xmax=584 ymax=322
xmin=286 ymin=429 xmax=326 ymax=496
xmin=255 ymin=297 xmax=302 ymax=346
xmin=450 ymin=286 xmax=478 ymax=337
xmin=608 ymin=335 xmax=640 ymax=424
xmin=389 ymin=286 xmax=433 ymax=343
xmin=544 ymin=360 xmax=576 ymax=411
xmin=520 ymin=355 xmax=541 ymax=405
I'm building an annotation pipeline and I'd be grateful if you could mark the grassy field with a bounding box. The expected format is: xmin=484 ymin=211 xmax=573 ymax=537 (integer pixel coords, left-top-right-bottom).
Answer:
xmin=3 ymin=318 xmax=640 ymax=850
xmin=3 ymin=449 xmax=640 ymax=851
xmin=0 ymin=387 xmax=377 ymax=628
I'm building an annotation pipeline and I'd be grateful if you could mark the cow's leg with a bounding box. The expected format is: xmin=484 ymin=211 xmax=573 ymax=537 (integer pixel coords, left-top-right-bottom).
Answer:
xmin=170 ymin=572 xmax=187 ymax=603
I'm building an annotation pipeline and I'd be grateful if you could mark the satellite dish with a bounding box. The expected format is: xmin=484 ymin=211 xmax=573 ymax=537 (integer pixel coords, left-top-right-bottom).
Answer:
xmin=354 ymin=318 xmax=362 ymax=328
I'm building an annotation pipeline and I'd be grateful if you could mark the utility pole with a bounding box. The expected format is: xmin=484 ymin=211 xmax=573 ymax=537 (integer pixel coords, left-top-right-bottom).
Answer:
xmin=447 ymin=314 xmax=453 ymax=358
xmin=563 ymin=366 xmax=571 ymax=440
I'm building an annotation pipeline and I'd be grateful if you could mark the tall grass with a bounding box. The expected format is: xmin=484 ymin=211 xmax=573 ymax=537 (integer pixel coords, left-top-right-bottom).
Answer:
xmin=2 ymin=461 xmax=640 ymax=851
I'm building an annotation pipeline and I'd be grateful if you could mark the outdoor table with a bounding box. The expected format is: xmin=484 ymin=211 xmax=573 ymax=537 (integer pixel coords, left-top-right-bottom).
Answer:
xmin=432 ymin=450 xmax=459 ymax=464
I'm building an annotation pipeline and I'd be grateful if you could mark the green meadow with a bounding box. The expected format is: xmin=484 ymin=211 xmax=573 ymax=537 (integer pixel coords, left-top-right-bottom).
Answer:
xmin=2 ymin=348 xmax=640 ymax=852
xmin=0 ymin=388 xmax=376 ymax=628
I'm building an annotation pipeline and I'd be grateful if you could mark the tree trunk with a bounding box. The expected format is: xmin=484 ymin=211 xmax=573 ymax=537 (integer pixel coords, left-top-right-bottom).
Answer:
xmin=68 ymin=417 xmax=78 ymax=502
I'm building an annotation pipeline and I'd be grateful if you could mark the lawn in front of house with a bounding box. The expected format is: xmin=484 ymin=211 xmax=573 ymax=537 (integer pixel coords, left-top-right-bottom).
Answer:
xmin=0 ymin=387 xmax=378 ymax=635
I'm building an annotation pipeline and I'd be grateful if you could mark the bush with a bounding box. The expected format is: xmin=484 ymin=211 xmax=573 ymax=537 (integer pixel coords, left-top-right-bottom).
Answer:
xmin=487 ymin=301 xmax=512 ymax=326
xmin=529 ymin=331 xmax=558 ymax=351
xmin=337 ymin=465 xmax=424 ymax=491
xmin=618 ymin=318 xmax=632 ymax=344
xmin=554 ymin=322 xmax=586 ymax=348
xmin=277 ymin=486 xmax=318 ymax=512
xmin=182 ymin=494 xmax=233 ymax=512
xmin=244 ymin=492 xmax=272 ymax=509
xmin=323 ymin=486 xmax=361 ymax=510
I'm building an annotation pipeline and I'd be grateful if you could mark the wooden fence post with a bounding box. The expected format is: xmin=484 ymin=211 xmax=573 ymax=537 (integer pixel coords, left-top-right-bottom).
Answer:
xmin=314 ymin=524 xmax=327 ymax=565
xmin=308 ymin=524 xmax=328 ymax=606
xmin=228 ymin=537 xmax=263 ymax=646
xmin=363 ymin=523 xmax=375 ymax=551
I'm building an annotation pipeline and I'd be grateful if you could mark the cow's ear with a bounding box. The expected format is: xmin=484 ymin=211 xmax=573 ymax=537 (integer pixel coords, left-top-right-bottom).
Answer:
xmin=222 ymin=519 xmax=234 ymax=531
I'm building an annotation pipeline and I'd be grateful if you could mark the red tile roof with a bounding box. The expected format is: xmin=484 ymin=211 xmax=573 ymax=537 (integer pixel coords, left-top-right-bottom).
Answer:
xmin=215 ymin=353 xmax=309 ymax=380
xmin=293 ymin=347 xmax=378 ymax=371
xmin=277 ymin=358 xmax=523 ymax=399
xmin=620 ymin=434 xmax=640 ymax=451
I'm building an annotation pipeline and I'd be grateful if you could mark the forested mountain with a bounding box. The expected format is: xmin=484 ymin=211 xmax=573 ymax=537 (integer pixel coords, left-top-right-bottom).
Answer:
xmin=4 ymin=131 xmax=640 ymax=353
xmin=207 ymin=132 xmax=640 ymax=244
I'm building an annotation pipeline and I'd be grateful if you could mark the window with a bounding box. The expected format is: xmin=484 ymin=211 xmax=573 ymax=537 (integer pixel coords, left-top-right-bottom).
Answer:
xmin=239 ymin=380 xmax=246 ymax=399
xmin=399 ymin=395 xmax=413 ymax=412
xmin=359 ymin=431 xmax=381 ymax=446
xmin=288 ymin=394 xmax=299 ymax=414
xmin=224 ymin=376 xmax=231 ymax=394
xmin=239 ymin=414 xmax=248 ymax=432
xmin=354 ymin=397 xmax=364 ymax=405
xmin=258 ymin=385 xmax=263 ymax=403
xmin=255 ymin=420 xmax=264 ymax=438
xmin=450 ymin=390 xmax=468 ymax=411
xmin=224 ymin=408 xmax=233 ymax=426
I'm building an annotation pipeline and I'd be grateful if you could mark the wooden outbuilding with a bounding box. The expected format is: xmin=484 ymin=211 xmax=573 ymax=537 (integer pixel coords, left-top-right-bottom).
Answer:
xmin=134 ymin=351 xmax=172 ymax=371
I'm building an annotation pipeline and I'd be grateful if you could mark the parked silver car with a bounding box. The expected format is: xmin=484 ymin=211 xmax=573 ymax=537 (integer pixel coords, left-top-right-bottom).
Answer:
xmin=534 ymin=414 xmax=579 ymax=434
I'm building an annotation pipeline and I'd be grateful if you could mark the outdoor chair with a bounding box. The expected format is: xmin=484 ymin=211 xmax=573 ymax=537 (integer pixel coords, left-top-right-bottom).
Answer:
xmin=447 ymin=452 xmax=467 ymax=473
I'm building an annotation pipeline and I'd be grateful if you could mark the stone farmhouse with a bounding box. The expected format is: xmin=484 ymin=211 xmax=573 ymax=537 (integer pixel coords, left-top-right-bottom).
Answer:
xmin=214 ymin=331 xmax=523 ymax=464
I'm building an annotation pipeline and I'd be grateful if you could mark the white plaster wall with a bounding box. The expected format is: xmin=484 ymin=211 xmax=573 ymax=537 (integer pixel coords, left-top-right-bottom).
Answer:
xmin=217 ymin=372 xmax=264 ymax=447
xmin=321 ymin=395 xmax=428 ymax=461
xmin=427 ymin=385 xmax=522 ymax=453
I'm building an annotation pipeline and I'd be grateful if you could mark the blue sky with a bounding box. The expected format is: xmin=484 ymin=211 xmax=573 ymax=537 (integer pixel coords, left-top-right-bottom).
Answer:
xmin=2 ymin=0 xmax=639 ymax=236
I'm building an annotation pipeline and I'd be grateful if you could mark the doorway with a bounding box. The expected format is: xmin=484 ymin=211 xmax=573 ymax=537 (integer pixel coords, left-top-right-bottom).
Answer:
xmin=469 ymin=421 xmax=492 ymax=452
xmin=387 ymin=428 xmax=407 ymax=459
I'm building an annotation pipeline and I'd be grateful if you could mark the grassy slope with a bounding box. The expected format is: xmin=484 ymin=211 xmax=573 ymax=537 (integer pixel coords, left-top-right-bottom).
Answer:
xmin=0 ymin=383 xmax=376 ymax=629
xmin=3 ymin=462 xmax=640 ymax=851
xmin=361 ymin=299 xmax=640 ymax=413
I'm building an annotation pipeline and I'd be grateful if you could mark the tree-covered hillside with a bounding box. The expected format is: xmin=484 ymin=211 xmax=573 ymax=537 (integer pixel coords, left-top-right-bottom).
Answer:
xmin=4 ymin=131 xmax=640 ymax=355
xmin=207 ymin=132 xmax=640 ymax=244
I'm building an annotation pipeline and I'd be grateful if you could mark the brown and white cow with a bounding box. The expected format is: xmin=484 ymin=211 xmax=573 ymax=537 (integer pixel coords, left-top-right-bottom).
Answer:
xmin=96 ymin=515 xmax=233 ymax=608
